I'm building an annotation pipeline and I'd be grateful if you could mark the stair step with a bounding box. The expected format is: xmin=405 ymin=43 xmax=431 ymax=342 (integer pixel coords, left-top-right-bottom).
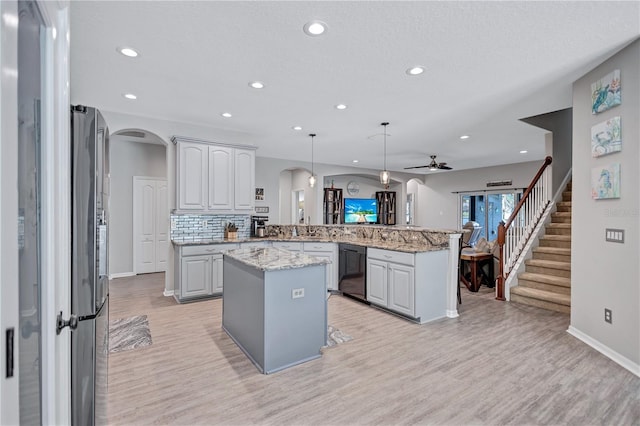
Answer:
xmin=556 ymin=201 xmax=572 ymax=212
xmin=532 ymin=246 xmax=571 ymax=262
xmin=551 ymin=212 xmax=572 ymax=223
xmin=517 ymin=272 xmax=571 ymax=294
xmin=546 ymin=223 xmax=571 ymax=235
xmin=539 ymin=235 xmax=571 ymax=249
xmin=511 ymin=288 xmax=570 ymax=314
xmin=562 ymin=191 xmax=572 ymax=201
xmin=525 ymin=258 xmax=571 ymax=278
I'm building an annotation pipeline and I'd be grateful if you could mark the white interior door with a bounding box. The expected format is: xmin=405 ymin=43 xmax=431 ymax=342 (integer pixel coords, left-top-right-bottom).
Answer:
xmin=2 ymin=1 xmax=71 ymax=424
xmin=134 ymin=177 xmax=167 ymax=274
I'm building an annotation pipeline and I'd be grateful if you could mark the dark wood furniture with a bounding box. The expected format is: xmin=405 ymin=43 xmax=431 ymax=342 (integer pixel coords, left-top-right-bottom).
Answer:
xmin=323 ymin=188 xmax=343 ymax=224
xmin=460 ymin=251 xmax=494 ymax=292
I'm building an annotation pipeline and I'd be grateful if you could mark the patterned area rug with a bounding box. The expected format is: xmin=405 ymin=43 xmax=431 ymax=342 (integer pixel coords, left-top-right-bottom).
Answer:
xmin=326 ymin=325 xmax=353 ymax=347
xmin=109 ymin=315 xmax=152 ymax=353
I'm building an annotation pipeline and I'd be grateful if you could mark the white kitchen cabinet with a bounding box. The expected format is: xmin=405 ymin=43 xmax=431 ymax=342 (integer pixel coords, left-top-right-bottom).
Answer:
xmin=173 ymin=136 xmax=256 ymax=213
xmin=177 ymin=141 xmax=207 ymax=210
xmin=366 ymin=258 xmax=388 ymax=306
xmin=387 ymin=263 xmax=415 ymax=317
xmin=240 ymin=241 xmax=270 ymax=249
xmin=303 ymin=242 xmax=338 ymax=291
xmin=367 ymin=247 xmax=447 ymax=323
xmin=174 ymin=243 xmax=239 ymax=302
xmin=181 ymin=255 xmax=211 ymax=298
xmin=208 ymin=145 xmax=234 ymax=210
xmin=234 ymin=148 xmax=255 ymax=210
xmin=272 ymin=241 xmax=302 ymax=252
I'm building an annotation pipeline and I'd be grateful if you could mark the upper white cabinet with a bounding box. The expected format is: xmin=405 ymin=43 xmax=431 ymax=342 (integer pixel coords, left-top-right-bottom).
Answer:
xmin=173 ymin=136 xmax=256 ymax=213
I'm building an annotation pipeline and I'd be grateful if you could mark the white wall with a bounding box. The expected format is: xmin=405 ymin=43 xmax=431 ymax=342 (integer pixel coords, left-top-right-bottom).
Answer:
xmin=410 ymin=161 xmax=542 ymax=230
xmin=257 ymin=156 xmax=412 ymax=226
xmin=109 ymin=138 xmax=166 ymax=275
xmin=570 ymin=40 xmax=639 ymax=373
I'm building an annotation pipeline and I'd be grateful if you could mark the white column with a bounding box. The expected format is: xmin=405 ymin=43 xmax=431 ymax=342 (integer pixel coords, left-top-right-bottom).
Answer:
xmin=446 ymin=233 xmax=462 ymax=318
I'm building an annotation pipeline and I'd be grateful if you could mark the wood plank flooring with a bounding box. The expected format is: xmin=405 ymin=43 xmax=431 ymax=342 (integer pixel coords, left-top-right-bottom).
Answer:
xmin=108 ymin=273 xmax=640 ymax=425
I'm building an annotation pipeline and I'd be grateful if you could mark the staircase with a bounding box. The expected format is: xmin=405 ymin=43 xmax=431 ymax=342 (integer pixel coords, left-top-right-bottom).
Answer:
xmin=510 ymin=181 xmax=571 ymax=313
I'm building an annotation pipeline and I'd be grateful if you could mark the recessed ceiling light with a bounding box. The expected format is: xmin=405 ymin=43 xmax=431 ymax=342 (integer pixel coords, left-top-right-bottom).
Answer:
xmin=118 ymin=47 xmax=139 ymax=58
xmin=352 ymin=160 xmax=359 ymax=163
xmin=520 ymin=150 xmax=528 ymax=154
xmin=335 ymin=104 xmax=347 ymax=110
xmin=123 ymin=93 xmax=137 ymax=100
xmin=406 ymin=66 xmax=425 ymax=76
xmin=303 ymin=20 xmax=328 ymax=36
xmin=249 ymin=81 xmax=265 ymax=89
xmin=292 ymin=126 xmax=303 ymax=131
xmin=460 ymin=135 xmax=470 ymax=140
xmin=221 ymin=112 xmax=232 ymax=118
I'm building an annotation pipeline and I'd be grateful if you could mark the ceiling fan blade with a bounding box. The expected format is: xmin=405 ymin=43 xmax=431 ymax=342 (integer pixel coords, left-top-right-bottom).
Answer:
xmin=403 ymin=165 xmax=429 ymax=169
xmin=438 ymin=165 xmax=453 ymax=170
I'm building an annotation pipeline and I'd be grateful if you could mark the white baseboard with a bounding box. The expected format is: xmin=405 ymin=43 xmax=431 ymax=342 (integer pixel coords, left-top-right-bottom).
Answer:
xmin=446 ymin=309 xmax=459 ymax=318
xmin=567 ymin=326 xmax=640 ymax=377
xmin=109 ymin=272 xmax=135 ymax=280
xmin=163 ymin=289 xmax=175 ymax=297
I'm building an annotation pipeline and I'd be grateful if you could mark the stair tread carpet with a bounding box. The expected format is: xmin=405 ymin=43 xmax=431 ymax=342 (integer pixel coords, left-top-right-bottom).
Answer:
xmin=546 ymin=223 xmax=571 ymax=229
xmin=533 ymin=246 xmax=571 ymax=255
xmin=539 ymin=234 xmax=571 ymax=241
xmin=525 ymin=259 xmax=571 ymax=270
xmin=518 ymin=272 xmax=571 ymax=287
xmin=511 ymin=286 xmax=571 ymax=306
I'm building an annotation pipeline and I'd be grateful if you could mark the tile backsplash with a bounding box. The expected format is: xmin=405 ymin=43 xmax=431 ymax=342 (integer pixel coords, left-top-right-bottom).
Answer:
xmin=171 ymin=213 xmax=250 ymax=240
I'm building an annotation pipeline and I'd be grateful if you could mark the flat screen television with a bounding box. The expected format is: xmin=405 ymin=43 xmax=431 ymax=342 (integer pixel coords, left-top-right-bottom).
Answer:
xmin=344 ymin=198 xmax=378 ymax=224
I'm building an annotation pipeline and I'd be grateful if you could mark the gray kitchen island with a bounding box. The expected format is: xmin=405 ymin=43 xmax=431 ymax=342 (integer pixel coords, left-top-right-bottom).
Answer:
xmin=222 ymin=247 xmax=329 ymax=374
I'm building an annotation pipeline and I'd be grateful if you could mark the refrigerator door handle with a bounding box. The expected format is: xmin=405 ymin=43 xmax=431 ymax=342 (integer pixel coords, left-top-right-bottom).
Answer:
xmin=56 ymin=311 xmax=78 ymax=335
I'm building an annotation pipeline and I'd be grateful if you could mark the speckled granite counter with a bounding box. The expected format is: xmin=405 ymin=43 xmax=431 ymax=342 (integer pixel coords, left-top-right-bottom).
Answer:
xmin=224 ymin=247 xmax=329 ymax=272
xmin=172 ymin=224 xmax=463 ymax=253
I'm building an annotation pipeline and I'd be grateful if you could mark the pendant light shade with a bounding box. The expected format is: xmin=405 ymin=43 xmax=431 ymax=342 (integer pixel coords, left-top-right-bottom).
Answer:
xmin=308 ymin=133 xmax=316 ymax=188
xmin=380 ymin=122 xmax=390 ymax=187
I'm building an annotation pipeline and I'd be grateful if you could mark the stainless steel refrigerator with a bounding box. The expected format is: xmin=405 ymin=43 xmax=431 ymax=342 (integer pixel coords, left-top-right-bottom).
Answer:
xmin=70 ymin=105 xmax=110 ymax=425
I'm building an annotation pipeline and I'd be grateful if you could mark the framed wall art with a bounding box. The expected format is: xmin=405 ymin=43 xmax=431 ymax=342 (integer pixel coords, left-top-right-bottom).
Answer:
xmin=591 ymin=163 xmax=620 ymax=200
xmin=591 ymin=69 xmax=621 ymax=114
xmin=591 ymin=116 xmax=621 ymax=157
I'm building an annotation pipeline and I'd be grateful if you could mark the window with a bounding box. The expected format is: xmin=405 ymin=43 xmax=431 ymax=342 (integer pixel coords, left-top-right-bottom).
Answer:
xmin=460 ymin=191 xmax=521 ymax=241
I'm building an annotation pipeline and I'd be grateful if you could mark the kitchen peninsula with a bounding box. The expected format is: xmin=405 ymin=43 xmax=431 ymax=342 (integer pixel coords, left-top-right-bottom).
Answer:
xmin=171 ymin=224 xmax=463 ymax=320
xmin=222 ymin=247 xmax=328 ymax=374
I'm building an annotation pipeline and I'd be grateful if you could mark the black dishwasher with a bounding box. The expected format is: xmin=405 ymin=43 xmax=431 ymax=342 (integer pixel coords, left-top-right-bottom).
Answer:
xmin=338 ymin=243 xmax=368 ymax=303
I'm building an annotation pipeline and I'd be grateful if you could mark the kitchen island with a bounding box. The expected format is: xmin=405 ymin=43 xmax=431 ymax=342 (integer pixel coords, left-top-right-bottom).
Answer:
xmin=222 ymin=247 xmax=329 ymax=374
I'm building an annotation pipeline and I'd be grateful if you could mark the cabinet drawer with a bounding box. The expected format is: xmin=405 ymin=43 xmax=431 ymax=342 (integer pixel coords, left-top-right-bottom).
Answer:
xmin=368 ymin=248 xmax=415 ymax=266
xmin=182 ymin=243 xmax=239 ymax=256
xmin=303 ymin=242 xmax=334 ymax=252
xmin=272 ymin=241 xmax=302 ymax=251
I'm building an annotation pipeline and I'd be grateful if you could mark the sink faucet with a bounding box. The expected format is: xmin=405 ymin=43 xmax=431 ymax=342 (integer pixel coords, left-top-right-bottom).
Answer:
xmin=307 ymin=216 xmax=314 ymax=235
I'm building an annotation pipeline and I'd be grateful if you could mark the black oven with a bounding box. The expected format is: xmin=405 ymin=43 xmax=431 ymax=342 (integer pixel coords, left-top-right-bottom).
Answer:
xmin=338 ymin=243 xmax=368 ymax=303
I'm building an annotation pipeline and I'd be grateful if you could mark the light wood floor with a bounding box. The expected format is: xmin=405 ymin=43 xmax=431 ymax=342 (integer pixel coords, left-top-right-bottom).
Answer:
xmin=108 ymin=273 xmax=639 ymax=425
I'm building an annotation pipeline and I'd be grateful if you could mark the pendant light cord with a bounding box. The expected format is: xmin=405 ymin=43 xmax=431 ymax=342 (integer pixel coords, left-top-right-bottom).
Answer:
xmin=309 ymin=133 xmax=316 ymax=175
xmin=381 ymin=122 xmax=389 ymax=170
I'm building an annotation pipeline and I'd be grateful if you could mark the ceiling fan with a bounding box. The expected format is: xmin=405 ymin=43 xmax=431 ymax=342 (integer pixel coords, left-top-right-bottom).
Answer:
xmin=404 ymin=155 xmax=453 ymax=171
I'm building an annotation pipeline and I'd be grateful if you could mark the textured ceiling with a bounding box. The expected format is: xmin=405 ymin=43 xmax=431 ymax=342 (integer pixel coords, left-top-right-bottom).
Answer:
xmin=69 ymin=1 xmax=640 ymax=174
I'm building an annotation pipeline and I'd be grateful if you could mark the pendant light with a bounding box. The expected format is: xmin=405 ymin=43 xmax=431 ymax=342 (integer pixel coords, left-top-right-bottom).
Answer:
xmin=308 ymin=133 xmax=317 ymax=188
xmin=379 ymin=122 xmax=390 ymax=187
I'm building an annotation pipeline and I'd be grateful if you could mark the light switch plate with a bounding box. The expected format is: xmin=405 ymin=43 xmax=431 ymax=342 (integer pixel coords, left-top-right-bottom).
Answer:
xmin=605 ymin=228 xmax=624 ymax=243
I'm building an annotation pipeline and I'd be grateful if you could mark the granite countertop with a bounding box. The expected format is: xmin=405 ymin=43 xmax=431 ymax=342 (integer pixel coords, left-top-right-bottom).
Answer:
xmin=224 ymin=247 xmax=330 ymax=272
xmin=172 ymin=237 xmax=266 ymax=246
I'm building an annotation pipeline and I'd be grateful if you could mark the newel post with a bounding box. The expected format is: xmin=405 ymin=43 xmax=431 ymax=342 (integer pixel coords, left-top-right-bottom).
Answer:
xmin=496 ymin=220 xmax=506 ymax=301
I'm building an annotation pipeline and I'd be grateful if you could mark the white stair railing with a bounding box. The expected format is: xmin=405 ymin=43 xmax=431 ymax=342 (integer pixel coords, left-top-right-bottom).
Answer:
xmin=496 ymin=156 xmax=552 ymax=300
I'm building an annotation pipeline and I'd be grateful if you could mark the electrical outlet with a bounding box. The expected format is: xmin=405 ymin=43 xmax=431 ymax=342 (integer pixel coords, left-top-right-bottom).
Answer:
xmin=201 ymin=219 xmax=208 ymax=227
xmin=170 ymin=219 xmax=176 ymax=230
xmin=604 ymin=308 xmax=612 ymax=324
xmin=292 ymin=288 xmax=305 ymax=299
